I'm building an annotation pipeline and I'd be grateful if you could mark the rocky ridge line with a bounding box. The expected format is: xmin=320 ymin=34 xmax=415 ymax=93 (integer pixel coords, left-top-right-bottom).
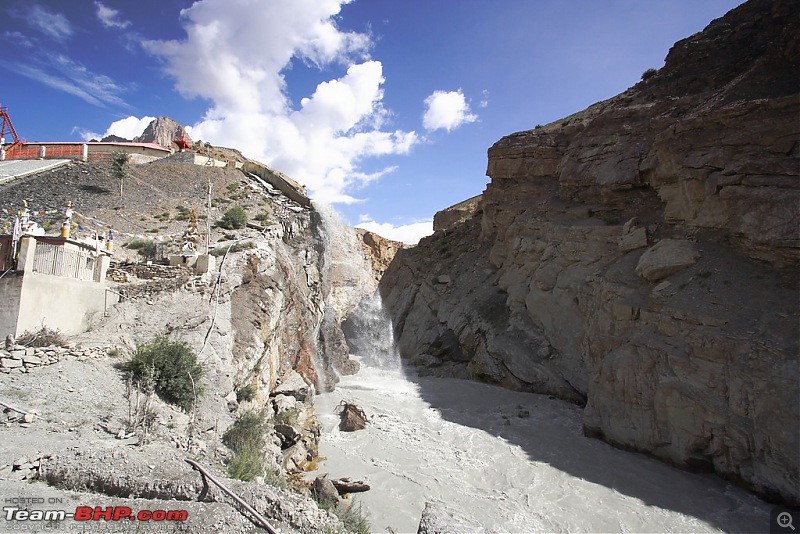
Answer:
xmin=379 ymin=0 xmax=799 ymax=505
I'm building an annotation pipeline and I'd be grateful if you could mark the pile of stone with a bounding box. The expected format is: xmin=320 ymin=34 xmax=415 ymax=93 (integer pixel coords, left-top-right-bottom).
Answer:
xmin=0 ymin=455 xmax=47 ymax=481
xmin=0 ymin=344 xmax=113 ymax=373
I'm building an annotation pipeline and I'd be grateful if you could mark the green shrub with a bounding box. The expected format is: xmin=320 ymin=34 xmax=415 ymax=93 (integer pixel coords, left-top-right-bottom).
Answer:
xmin=263 ymin=468 xmax=288 ymax=490
xmin=274 ymin=407 xmax=300 ymax=426
xmin=236 ymin=384 xmax=257 ymax=403
xmin=219 ymin=206 xmax=248 ymax=229
xmin=209 ymin=241 xmax=254 ymax=257
xmin=226 ymin=445 xmax=263 ymax=481
xmin=641 ymin=68 xmax=659 ymax=81
xmin=254 ymin=212 xmax=274 ymax=225
xmin=223 ymin=410 xmax=269 ymax=481
xmin=126 ymin=239 xmax=157 ymax=259
xmin=121 ymin=336 xmax=204 ymax=411
xmin=223 ymin=410 xmax=268 ymax=453
xmin=337 ymin=501 xmax=371 ymax=534
xmin=315 ymin=497 xmax=370 ymax=534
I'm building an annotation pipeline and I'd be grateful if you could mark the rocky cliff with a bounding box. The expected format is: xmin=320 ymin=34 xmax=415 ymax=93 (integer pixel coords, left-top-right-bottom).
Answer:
xmin=0 ymin=155 xmax=361 ymax=530
xmin=380 ymin=0 xmax=799 ymax=505
xmin=355 ymin=228 xmax=405 ymax=281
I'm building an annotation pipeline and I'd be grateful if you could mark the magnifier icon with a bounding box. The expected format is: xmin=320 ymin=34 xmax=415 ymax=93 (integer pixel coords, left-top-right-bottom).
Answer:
xmin=778 ymin=511 xmax=795 ymax=531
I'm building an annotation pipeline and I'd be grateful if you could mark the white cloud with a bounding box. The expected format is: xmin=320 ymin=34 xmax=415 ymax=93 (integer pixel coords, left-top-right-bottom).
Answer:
xmin=422 ymin=89 xmax=478 ymax=132
xmin=104 ymin=116 xmax=156 ymax=139
xmin=29 ymin=5 xmax=73 ymax=42
xmin=95 ymin=2 xmax=131 ymax=29
xmin=479 ymin=89 xmax=489 ymax=108
xmin=10 ymin=55 xmax=128 ymax=108
xmin=356 ymin=218 xmax=433 ymax=245
xmin=142 ymin=0 xmax=419 ymax=204
xmin=72 ymin=115 xmax=155 ymax=142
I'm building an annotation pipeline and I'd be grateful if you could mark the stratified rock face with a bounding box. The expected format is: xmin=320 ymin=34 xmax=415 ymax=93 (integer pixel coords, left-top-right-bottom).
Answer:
xmin=380 ymin=0 xmax=799 ymax=505
xmin=135 ymin=117 xmax=192 ymax=149
xmin=355 ymin=228 xmax=405 ymax=281
xmin=484 ymin=0 xmax=799 ymax=268
xmin=433 ymin=194 xmax=482 ymax=232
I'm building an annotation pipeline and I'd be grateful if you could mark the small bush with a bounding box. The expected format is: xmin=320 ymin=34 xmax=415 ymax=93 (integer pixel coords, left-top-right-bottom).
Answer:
xmin=16 ymin=326 xmax=68 ymax=348
xmin=337 ymin=501 xmax=371 ymax=534
xmin=236 ymin=384 xmax=257 ymax=403
xmin=223 ymin=410 xmax=268 ymax=453
xmin=209 ymin=241 xmax=255 ymax=257
xmin=219 ymin=206 xmax=248 ymax=230
xmin=641 ymin=68 xmax=659 ymax=81
xmin=121 ymin=336 xmax=204 ymax=412
xmin=274 ymin=407 xmax=300 ymax=426
xmin=226 ymin=445 xmax=263 ymax=481
xmin=126 ymin=239 xmax=157 ymax=259
xmin=263 ymin=468 xmax=288 ymax=490
xmin=315 ymin=497 xmax=370 ymax=534
xmin=254 ymin=212 xmax=274 ymax=225
xmin=223 ymin=410 xmax=268 ymax=481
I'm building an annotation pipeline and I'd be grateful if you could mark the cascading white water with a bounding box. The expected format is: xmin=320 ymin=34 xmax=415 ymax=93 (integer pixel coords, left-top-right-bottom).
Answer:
xmin=313 ymin=216 xmax=772 ymax=533
xmin=340 ymin=291 xmax=400 ymax=371
xmin=315 ymin=203 xmax=376 ymax=322
xmin=313 ymin=203 xmax=377 ymax=389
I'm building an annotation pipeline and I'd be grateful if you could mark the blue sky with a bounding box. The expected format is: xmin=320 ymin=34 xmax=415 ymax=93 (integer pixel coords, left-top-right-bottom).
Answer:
xmin=1 ymin=0 xmax=744 ymax=243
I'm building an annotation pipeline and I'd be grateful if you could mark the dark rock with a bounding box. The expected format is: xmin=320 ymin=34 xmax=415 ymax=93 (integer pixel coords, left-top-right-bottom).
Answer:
xmin=337 ymin=402 xmax=367 ymax=432
xmin=312 ymin=475 xmax=340 ymax=506
xmin=274 ymin=424 xmax=300 ymax=449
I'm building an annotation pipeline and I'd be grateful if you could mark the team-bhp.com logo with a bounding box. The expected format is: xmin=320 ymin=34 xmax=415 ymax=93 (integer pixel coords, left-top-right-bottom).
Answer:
xmin=4 ymin=505 xmax=188 ymax=523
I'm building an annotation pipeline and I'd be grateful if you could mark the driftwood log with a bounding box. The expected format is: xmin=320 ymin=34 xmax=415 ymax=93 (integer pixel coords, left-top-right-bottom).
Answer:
xmin=331 ymin=477 xmax=371 ymax=494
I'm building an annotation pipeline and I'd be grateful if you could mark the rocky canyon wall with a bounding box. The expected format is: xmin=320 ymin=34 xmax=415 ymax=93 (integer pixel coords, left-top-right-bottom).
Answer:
xmin=380 ymin=0 xmax=799 ymax=505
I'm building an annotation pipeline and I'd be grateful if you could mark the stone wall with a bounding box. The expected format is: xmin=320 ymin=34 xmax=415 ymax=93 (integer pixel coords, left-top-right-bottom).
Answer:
xmin=0 ymin=343 xmax=111 ymax=374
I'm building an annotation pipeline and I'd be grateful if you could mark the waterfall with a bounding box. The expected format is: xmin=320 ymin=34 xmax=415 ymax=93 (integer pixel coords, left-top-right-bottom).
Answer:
xmin=341 ymin=291 xmax=401 ymax=370
xmin=313 ymin=203 xmax=379 ymax=390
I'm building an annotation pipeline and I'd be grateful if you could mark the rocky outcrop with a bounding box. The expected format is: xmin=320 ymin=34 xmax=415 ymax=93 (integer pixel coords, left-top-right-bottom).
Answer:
xmin=135 ymin=116 xmax=192 ymax=149
xmin=355 ymin=228 xmax=404 ymax=281
xmin=380 ymin=0 xmax=799 ymax=505
xmin=433 ymin=195 xmax=482 ymax=233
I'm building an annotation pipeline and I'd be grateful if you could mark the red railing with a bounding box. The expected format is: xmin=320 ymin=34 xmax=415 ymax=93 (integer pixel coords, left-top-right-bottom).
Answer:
xmin=3 ymin=145 xmax=83 ymax=160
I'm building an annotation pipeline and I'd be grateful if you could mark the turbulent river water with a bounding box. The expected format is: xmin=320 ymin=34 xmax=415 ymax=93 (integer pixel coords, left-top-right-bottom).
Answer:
xmin=312 ymin=212 xmax=773 ymax=533
xmin=315 ymin=350 xmax=772 ymax=533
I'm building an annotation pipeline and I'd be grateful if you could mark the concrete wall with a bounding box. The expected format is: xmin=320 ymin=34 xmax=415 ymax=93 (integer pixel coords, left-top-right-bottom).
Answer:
xmin=0 ymin=236 xmax=118 ymax=337
xmin=15 ymin=272 xmax=116 ymax=336
xmin=0 ymin=273 xmax=23 ymax=337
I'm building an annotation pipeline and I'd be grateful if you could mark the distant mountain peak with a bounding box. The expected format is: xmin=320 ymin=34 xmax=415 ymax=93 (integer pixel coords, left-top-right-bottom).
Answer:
xmin=134 ymin=117 xmax=193 ymax=149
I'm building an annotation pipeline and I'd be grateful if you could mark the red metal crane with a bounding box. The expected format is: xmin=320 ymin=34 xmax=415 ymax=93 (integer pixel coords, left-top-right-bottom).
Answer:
xmin=174 ymin=131 xmax=192 ymax=152
xmin=0 ymin=103 xmax=23 ymax=150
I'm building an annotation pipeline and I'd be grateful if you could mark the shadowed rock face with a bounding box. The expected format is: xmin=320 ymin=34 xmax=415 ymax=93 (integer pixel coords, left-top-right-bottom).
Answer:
xmin=380 ymin=0 xmax=799 ymax=505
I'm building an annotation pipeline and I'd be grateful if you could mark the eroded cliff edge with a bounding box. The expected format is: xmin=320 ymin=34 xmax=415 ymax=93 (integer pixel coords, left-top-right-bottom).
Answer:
xmin=380 ymin=0 xmax=799 ymax=505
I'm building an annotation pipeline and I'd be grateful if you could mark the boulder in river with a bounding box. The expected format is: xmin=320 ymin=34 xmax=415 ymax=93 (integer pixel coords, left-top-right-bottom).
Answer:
xmin=337 ymin=401 xmax=367 ymax=432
